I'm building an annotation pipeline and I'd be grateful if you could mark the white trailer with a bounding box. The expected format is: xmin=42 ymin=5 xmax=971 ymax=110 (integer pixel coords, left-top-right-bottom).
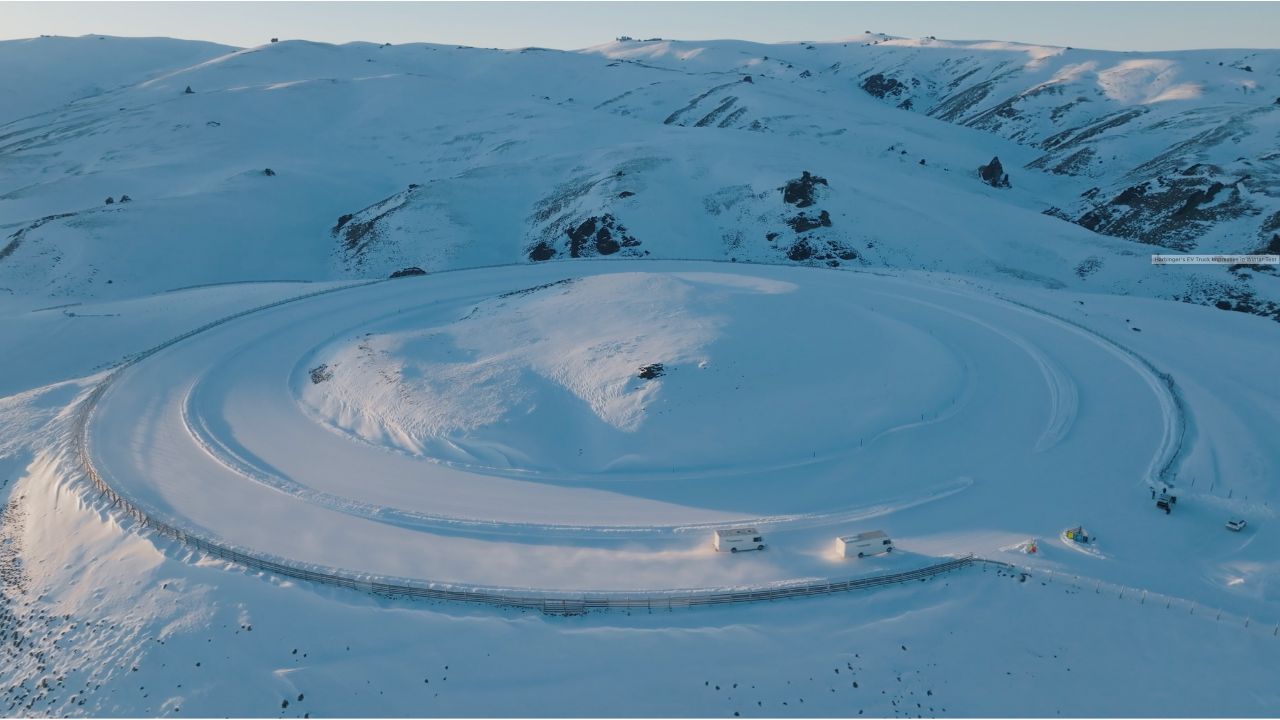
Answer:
xmin=838 ymin=531 xmax=894 ymax=558
xmin=714 ymin=527 xmax=765 ymax=553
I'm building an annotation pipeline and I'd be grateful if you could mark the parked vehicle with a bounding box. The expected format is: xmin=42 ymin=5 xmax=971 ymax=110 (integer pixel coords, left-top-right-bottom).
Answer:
xmin=714 ymin=527 xmax=765 ymax=553
xmin=1064 ymin=526 xmax=1092 ymax=543
xmin=838 ymin=531 xmax=894 ymax=558
xmin=1226 ymin=519 xmax=1247 ymax=532
xmin=1151 ymin=486 xmax=1177 ymax=514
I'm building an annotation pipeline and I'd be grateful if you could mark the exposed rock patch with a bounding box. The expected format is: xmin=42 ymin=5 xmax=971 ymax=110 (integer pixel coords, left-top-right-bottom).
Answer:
xmin=861 ymin=73 xmax=906 ymax=99
xmin=1075 ymin=166 xmax=1252 ymax=251
xmin=787 ymin=210 xmax=832 ymax=233
xmin=782 ymin=171 xmax=828 ymax=208
xmin=309 ymin=364 xmax=334 ymax=384
xmin=978 ymin=156 xmax=1011 ymax=188
xmin=637 ymin=363 xmax=665 ymax=380
xmin=332 ymin=187 xmax=418 ymax=266
xmin=528 ymin=242 xmax=556 ymax=262
xmin=562 ymin=214 xmax=639 ymax=258
xmin=0 ymin=212 xmax=77 ymax=264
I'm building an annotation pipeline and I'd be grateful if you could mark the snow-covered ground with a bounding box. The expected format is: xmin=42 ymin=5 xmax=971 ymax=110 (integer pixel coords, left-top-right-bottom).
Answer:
xmin=88 ymin=261 xmax=1181 ymax=594
xmin=1 ymin=32 xmax=1279 ymax=717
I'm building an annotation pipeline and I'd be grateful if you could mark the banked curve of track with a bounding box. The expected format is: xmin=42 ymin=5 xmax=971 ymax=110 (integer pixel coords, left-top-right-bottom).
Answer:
xmin=72 ymin=257 xmax=1180 ymax=607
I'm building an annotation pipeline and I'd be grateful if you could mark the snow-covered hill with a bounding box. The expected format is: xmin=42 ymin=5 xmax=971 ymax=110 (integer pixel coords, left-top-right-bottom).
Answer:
xmin=2 ymin=33 xmax=1280 ymax=718
xmin=1 ymin=35 xmax=1277 ymax=321
xmin=818 ymin=35 xmax=1280 ymax=253
xmin=0 ymin=35 xmax=233 ymax=125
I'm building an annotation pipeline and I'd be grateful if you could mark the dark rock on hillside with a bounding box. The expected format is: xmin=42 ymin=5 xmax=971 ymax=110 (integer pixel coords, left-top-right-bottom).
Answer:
xmin=978 ymin=157 xmax=1011 ymax=188
xmin=1183 ymin=283 xmax=1280 ymax=323
xmin=525 ymin=168 xmax=651 ymax=261
xmin=861 ymin=73 xmax=906 ymax=99
xmin=528 ymin=211 xmax=640 ymax=262
xmin=104 ymin=197 xmax=114 ymax=205
xmin=0 ymin=211 xmax=77 ymax=262
xmin=564 ymin=214 xmax=639 ymax=257
xmin=332 ymin=188 xmax=416 ymax=264
xmin=183 ymin=86 xmax=194 ymax=94
xmin=1074 ymin=256 xmax=1103 ymax=278
xmin=663 ymin=80 xmax=750 ymax=128
xmin=309 ymin=364 xmax=333 ymax=384
xmin=759 ymin=171 xmax=857 ymax=266
xmin=782 ymin=171 xmax=828 ymax=207
xmin=638 ymin=363 xmax=665 ymax=380
xmin=785 ymin=237 xmax=858 ymax=265
xmin=787 ymin=239 xmax=816 ymax=261
xmin=1075 ymin=166 xmax=1252 ymax=251
xmin=528 ymin=242 xmax=556 ymax=262
xmin=389 ymin=266 xmax=427 ymax=278
xmin=787 ymin=210 xmax=832 ymax=233
xmin=1258 ymin=210 xmax=1280 ymax=238
xmin=263 ymin=168 xmax=276 ymax=176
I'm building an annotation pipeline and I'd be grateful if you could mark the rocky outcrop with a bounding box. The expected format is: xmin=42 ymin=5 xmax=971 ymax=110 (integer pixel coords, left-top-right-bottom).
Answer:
xmin=784 ymin=237 xmax=857 ymax=264
xmin=331 ymin=187 xmax=420 ymax=267
xmin=0 ymin=212 xmax=77 ymax=263
xmin=566 ymin=215 xmax=632 ymax=257
xmin=663 ymin=79 xmax=756 ymax=129
xmin=389 ymin=266 xmax=427 ymax=278
xmin=861 ymin=73 xmax=906 ymax=99
xmin=1074 ymin=165 xmax=1253 ymax=251
xmin=637 ymin=363 xmax=665 ymax=380
xmin=524 ymin=164 xmax=657 ymax=262
xmin=978 ymin=156 xmax=1011 ymax=188
xmin=529 ymin=214 xmax=641 ymax=261
xmin=528 ymin=242 xmax=555 ymax=262
xmin=768 ymin=172 xmax=856 ymax=266
xmin=782 ymin=171 xmax=828 ymax=208
xmin=786 ymin=210 xmax=831 ymax=233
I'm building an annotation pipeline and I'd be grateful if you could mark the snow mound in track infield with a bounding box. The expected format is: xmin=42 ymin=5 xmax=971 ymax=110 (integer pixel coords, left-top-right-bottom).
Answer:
xmin=298 ymin=271 xmax=962 ymax=474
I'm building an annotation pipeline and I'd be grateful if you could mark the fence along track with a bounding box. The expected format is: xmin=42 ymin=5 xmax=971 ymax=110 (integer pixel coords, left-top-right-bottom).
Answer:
xmin=72 ymin=267 xmax=996 ymax=614
xmin=78 ymin=383 xmax=979 ymax=612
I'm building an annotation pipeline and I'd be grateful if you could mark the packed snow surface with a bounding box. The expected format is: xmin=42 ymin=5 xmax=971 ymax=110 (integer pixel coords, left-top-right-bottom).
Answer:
xmin=88 ymin=262 xmax=1184 ymax=593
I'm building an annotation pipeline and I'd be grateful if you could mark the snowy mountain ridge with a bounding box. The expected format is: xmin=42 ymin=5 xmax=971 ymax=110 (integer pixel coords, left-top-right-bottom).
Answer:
xmin=0 ymin=33 xmax=1277 ymax=325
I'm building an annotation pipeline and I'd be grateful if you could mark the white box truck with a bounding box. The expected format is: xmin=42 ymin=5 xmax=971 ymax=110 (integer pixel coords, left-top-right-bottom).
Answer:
xmin=838 ymin=531 xmax=894 ymax=558
xmin=714 ymin=527 xmax=765 ymax=553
